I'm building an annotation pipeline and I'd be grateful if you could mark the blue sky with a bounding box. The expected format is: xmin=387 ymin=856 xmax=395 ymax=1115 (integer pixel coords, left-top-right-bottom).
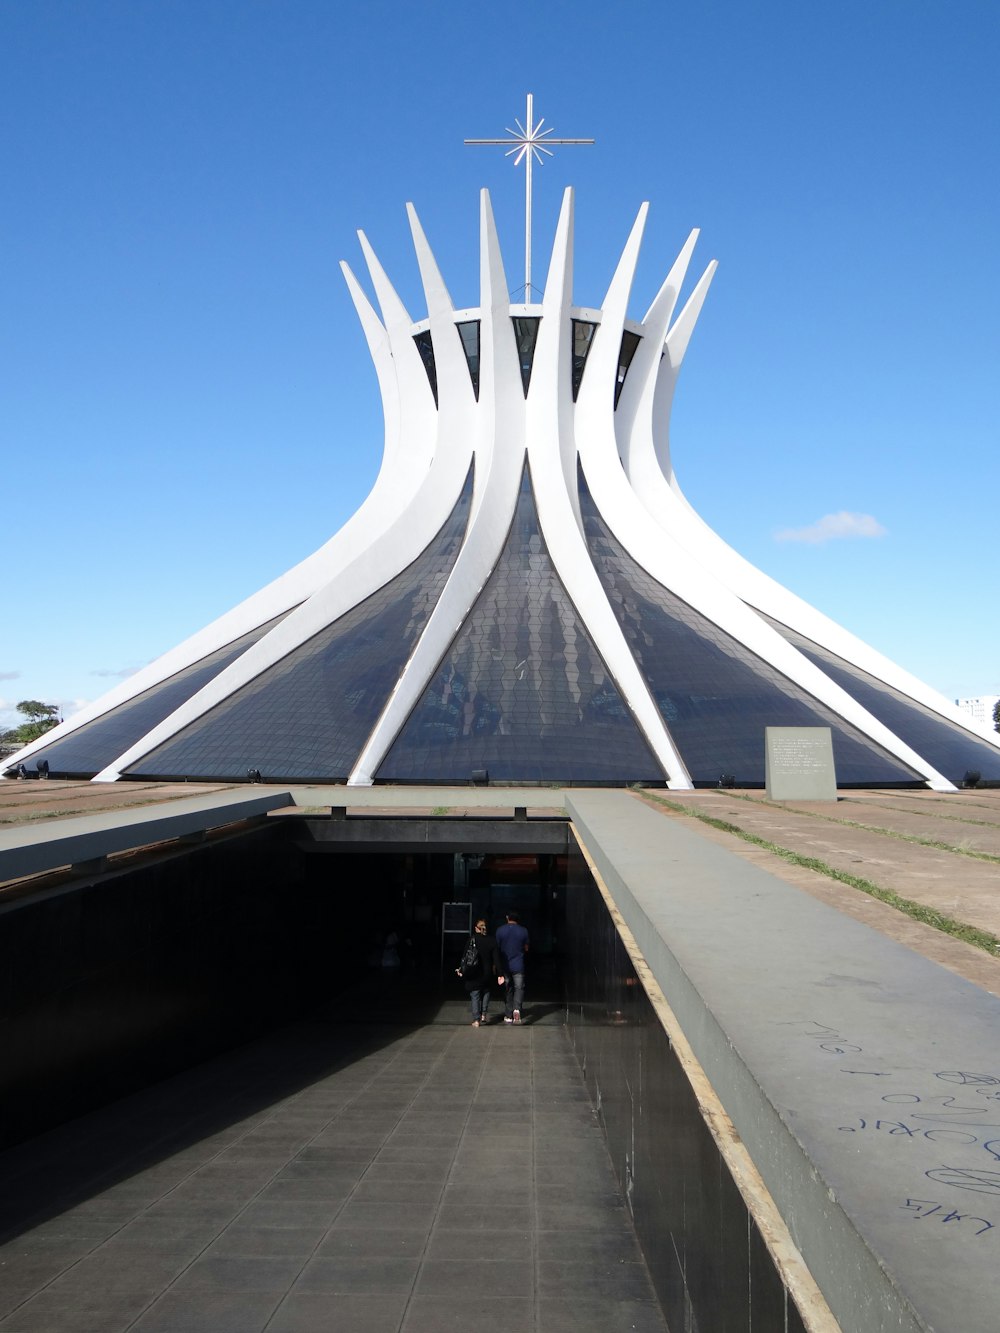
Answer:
xmin=2 ymin=0 xmax=998 ymax=731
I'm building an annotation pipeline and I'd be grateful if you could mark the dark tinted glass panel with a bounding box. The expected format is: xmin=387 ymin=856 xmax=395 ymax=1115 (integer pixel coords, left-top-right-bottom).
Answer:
xmin=378 ymin=465 xmax=662 ymax=783
xmin=126 ymin=470 xmax=475 ymax=782
xmin=456 ymin=320 xmax=480 ymax=400
xmin=761 ymin=614 xmax=1000 ymax=783
xmin=11 ymin=615 xmax=290 ymax=778
xmin=580 ymin=479 xmax=920 ymax=786
xmin=511 ymin=317 xmax=540 ymax=397
xmin=571 ymin=320 xmax=598 ymax=402
xmin=413 ymin=330 xmax=438 ymax=406
xmin=615 ymin=330 xmax=641 ymax=407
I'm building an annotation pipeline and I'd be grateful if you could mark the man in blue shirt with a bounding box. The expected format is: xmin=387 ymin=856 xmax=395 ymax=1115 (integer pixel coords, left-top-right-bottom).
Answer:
xmin=496 ymin=911 xmax=529 ymax=1024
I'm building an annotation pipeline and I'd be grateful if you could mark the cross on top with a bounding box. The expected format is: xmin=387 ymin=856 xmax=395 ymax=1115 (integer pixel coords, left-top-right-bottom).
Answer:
xmin=465 ymin=94 xmax=595 ymax=298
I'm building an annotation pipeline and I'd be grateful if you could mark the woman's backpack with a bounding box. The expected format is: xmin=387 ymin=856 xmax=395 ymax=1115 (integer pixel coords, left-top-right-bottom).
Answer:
xmin=459 ymin=935 xmax=481 ymax=977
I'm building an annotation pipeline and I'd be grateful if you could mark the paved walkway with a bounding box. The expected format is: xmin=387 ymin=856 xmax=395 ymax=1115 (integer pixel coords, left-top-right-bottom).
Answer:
xmin=0 ymin=987 xmax=667 ymax=1333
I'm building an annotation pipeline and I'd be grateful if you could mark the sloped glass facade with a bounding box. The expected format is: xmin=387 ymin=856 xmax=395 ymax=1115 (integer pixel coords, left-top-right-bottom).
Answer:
xmin=377 ymin=465 xmax=662 ymax=783
xmin=10 ymin=614 xmax=290 ymax=779
xmin=761 ymin=614 xmax=1000 ymax=784
xmin=126 ymin=471 xmax=475 ymax=782
xmin=580 ymin=480 xmax=921 ymax=786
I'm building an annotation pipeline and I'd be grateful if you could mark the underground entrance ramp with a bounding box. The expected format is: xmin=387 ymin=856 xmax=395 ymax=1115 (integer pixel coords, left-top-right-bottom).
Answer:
xmin=0 ymin=996 xmax=668 ymax=1333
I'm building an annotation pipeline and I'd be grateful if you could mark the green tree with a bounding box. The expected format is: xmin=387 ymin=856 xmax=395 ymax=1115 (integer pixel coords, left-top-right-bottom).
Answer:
xmin=2 ymin=700 xmax=61 ymax=745
xmin=994 ymin=699 xmax=1000 ymax=734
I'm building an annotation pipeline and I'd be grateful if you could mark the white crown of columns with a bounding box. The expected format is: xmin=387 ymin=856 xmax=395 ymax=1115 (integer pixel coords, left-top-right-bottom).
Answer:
xmin=9 ymin=188 xmax=1000 ymax=790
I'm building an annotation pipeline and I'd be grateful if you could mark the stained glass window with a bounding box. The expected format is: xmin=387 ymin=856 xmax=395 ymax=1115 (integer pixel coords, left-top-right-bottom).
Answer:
xmin=580 ymin=478 xmax=920 ymax=786
xmin=413 ymin=330 xmax=437 ymax=405
xmin=571 ymin=320 xmax=598 ymax=402
xmin=456 ymin=320 xmax=480 ymax=400
xmin=615 ymin=330 xmax=642 ymax=407
xmin=12 ymin=614 xmax=291 ymax=779
xmin=762 ymin=614 xmax=1000 ymax=783
xmin=511 ymin=317 xmax=541 ymax=397
xmin=378 ymin=464 xmax=662 ymax=783
xmin=126 ymin=470 xmax=475 ymax=782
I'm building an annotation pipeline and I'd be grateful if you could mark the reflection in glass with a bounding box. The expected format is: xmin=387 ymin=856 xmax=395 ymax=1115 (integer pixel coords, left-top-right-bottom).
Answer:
xmin=456 ymin=320 xmax=480 ymax=400
xmin=16 ymin=614 xmax=291 ymax=778
xmin=511 ymin=317 xmax=541 ymax=397
xmin=615 ymin=330 xmax=642 ymax=407
xmin=413 ymin=330 xmax=438 ymax=406
xmin=378 ymin=464 xmax=662 ymax=783
xmin=580 ymin=477 xmax=920 ymax=786
xmin=571 ymin=320 xmax=598 ymax=402
xmin=762 ymin=614 xmax=1000 ymax=783
xmin=126 ymin=470 xmax=475 ymax=782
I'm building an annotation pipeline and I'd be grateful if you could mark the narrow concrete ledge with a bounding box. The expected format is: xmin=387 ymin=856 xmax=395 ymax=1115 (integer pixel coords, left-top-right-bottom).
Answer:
xmin=566 ymin=790 xmax=1000 ymax=1333
xmin=289 ymin=815 xmax=569 ymax=855
xmin=0 ymin=787 xmax=295 ymax=883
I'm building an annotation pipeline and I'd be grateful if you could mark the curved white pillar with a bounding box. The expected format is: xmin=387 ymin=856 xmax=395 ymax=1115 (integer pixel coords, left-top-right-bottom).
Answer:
xmin=11 ymin=186 xmax=999 ymax=793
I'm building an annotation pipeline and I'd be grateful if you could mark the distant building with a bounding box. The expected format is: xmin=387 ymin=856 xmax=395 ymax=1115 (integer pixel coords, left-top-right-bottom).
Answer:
xmin=955 ymin=696 xmax=1000 ymax=731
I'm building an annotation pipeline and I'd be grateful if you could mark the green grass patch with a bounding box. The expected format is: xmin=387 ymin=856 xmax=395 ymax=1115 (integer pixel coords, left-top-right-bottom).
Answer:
xmin=712 ymin=789 xmax=1000 ymax=866
xmin=838 ymin=796 xmax=1000 ymax=832
xmin=641 ymin=792 xmax=1000 ymax=957
xmin=431 ymin=806 xmax=451 ymax=816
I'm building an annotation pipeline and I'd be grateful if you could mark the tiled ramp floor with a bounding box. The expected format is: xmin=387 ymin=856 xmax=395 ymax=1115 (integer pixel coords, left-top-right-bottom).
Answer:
xmin=0 ymin=993 xmax=668 ymax=1332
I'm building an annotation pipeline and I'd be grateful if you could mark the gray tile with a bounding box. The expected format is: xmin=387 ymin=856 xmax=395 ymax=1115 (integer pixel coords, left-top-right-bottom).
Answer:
xmin=416 ymin=1257 xmax=528 ymax=1297
xmin=130 ymin=1289 xmax=282 ymax=1332
xmin=351 ymin=1180 xmax=442 ymax=1204
xmin=266 ymin=1291 xmax=407 ymax=1333
xmin=255 ymin=1179 xmax=354 ymax=1204
xmin=381 ymin=1141 xmax=461 ymax=1159
xmin=5 ymin=1288 xmax=155 ymax=1322
xmin=331 ymin=1201 xmax=438 ymax=1231
xmin=235 ymin=1198 xmax=344 ymax=1229
xmin=307 ymin=1138 xmax=389 ymax=1155
xmin=536 ymin=1203 xmax=627 ymax=1231
xmin=294 ymin=1254 xmax=419 ymax=1293
xmin=271 ymin=1162 xmax=364 ymax=1186
xmin=159 ymin=1177 xmax=262 ymax=1205
xmin=205 ymin=1226 xmax=322 ymax=1258
xmin=537 ymin=1229 xmax=642 ymax=1262
xmin=143 ymin=1199 xmax=243 ymax=1224
xmin=0 ymin=1251 xmax=82 ymax=1302
xmin=1 ymin=1213 xmax=117 ymax=1244
xmin=403 ymin=1295 xmax=534 ymax=1332
xmin=0 ymin=1302 xmax=151 ymax=1333
xmin=385 ymin=1129 xmax=463 ymax=1144
xmin=107 ymin=1212 xmax=227 ymax=1248
xmin=361 ymin=1160 xmax=451 ymax=1183
xmin=34 ymin=1249 xmax=191 ymax=1293
xmin=210 ymin=1148 xmax=294 ymax=1168
xmin=294 ymin=1146 xmax=377 ymax=1166
xmin=536 ymin=1297 xmax=668 ymax=1331
xmin=534 ymin=1183 xmax=624 ymax=1207
xmin=170 ymin=1253 xmax=304 ymax=1292
xmin=0 ymin=1236 xmax=96 ymax=1267
xmin=435 ymin=1202 xmax=532 ymax=1231
xmin=315 ymin=1227 xmax=426 ymax=1259
xmin=538 ymin=1259 xmax=659 ymax=1300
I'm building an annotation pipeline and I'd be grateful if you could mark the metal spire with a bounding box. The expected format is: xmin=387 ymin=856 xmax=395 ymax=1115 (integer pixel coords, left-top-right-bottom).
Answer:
xmin=465 ymin=93 xmax=594 ymax=298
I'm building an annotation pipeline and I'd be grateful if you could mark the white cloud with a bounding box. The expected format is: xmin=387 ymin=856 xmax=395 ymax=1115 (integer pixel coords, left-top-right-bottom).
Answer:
xmin=0 ymin=671 xmax=21 ymax=682
xmin=774 ymin=511 xmax=887 ymax=544
xmin=91 ymin=666 xmax=140 ymax=679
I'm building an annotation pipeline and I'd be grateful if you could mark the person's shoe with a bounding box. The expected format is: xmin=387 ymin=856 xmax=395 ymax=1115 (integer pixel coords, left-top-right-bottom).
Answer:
xmin=503 ymin=1016 xmax=514 ymax=1024
xmin=512 ymin=1010 xmax=521 ymax=1024
xmin=471 ymin=1019 xmax=480 ymax=1027
xmin=479 ymin=1015 xmax=488 ymax=1025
